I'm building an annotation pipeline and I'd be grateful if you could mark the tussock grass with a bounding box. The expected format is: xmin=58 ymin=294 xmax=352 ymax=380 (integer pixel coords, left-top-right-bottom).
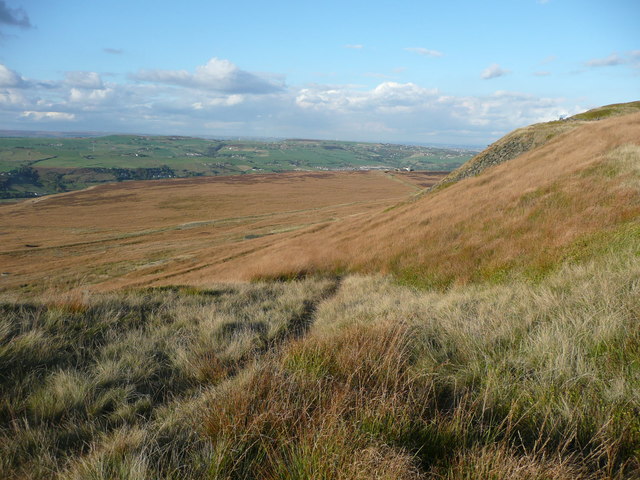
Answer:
xmin=2 ymin=253 xmax=639 ymax=478
xmin=198 ymin=250 xmax=639 ymax=479
xmin=0 ymin=278 xmax=336 ymax=479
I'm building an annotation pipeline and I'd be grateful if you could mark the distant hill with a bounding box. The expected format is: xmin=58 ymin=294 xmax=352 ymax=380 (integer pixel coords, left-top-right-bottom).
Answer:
xmin=0 ymin=135 xmax=476 ymax=199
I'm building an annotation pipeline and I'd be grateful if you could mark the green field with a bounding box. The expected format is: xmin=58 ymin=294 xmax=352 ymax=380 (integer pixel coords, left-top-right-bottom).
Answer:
xmin=0 ymin=135 xmax=476 ymax=199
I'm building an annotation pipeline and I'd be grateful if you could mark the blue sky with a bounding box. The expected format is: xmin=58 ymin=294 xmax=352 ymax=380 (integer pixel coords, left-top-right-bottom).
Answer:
xmin=0 ymin=0 xmax=638 ymax=145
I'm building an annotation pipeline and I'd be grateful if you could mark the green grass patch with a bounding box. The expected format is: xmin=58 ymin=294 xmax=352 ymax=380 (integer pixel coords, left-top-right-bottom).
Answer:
xmin=0 ymin=135 xmax=476 ymax=198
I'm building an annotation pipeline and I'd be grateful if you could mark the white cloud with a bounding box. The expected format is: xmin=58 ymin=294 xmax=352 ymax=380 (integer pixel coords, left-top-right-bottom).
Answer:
xmin=585 ymin=53 xmax=624 ymax=67
xmin=192 ymin=94 xmax=244 ymax=109
xmin=0 ymin=60 xmax=582 ymax=145
xmin=533 ymin=71 xmax=551 ymax=77
xmin=404 ymin=47 xmax=443 ymax=57
xmin=0 ymin=63 xmax=26 ymax=87
xmin=133 ymin=57 xmax=284 ymax=94
xmin=371 ymin=82 xmax=439 ymax=105
xmin=344 ymin=44 xmax=364 ymax=49
xmin=65 ymin=71 xmax=104 ymax=89
xmin=21 ymin=111 xmax=76 ymax=121
xmin=295 ymin=82 xmax=439 ymax=113
xmin=0 ymin=88 xmax=26 ymax=106
xmin=481 ymin=63 xmax=511 ymax=79
xmin=69 ymin=87 xmax=114 ymax=105
xmin=291 ymin=82 xmax=571 ymax=141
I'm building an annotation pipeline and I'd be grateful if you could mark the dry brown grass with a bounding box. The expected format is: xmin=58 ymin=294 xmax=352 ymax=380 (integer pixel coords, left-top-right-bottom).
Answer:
xmin=0 ymin=170 xmax=439 ymax=293
xmin=2 ymin=245 xmax=639 ymax=478
xmin=196 ymin=251 xmax=640 ymax=479
xmin=213 ymin=112 xmax=640 ymax=286
xmin=2 ymin=112 xmax=637 ymax=292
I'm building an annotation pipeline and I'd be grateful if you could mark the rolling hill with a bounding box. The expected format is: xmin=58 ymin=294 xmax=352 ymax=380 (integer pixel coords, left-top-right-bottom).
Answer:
xmin=196 ymin=104 xmax=640 ymax=288
xmin=1 ymin=102 xmax=639 ymax=480
xmin=2 ymin=102 xmax=638 ymax=292
xmin=0 ymin=135 xmax=475 ymax=199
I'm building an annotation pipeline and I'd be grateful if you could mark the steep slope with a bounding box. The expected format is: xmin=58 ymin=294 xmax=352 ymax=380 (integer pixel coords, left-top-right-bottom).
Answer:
xmin=186 ymin=109 xmax=640 ymax=287
xmin=438 ymin=100 xmax=640 ymax=186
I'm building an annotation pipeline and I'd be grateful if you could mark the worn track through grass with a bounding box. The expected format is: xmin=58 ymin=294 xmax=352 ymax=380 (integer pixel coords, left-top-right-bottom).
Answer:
xmin=0 ymin=275 xmax=346 ymax=479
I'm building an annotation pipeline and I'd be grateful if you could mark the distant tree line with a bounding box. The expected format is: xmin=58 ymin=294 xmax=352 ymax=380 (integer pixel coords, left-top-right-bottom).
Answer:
xmin=0 ymin=164 xmax=178 ymax=199
xmin=0 ymin=166 xmax=42 ymax=198
xmin=0 ymin=166 xmax=41 ymax=188
xmin=96 ymin=165 xmax=176 ymax=181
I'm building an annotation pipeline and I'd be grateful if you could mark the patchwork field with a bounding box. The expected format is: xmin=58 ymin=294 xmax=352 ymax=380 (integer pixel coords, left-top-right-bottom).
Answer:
xmin=0 ymin=170 xmax=444 ymax=294
xmin=0 ymin=134 xmax=475 ymax=198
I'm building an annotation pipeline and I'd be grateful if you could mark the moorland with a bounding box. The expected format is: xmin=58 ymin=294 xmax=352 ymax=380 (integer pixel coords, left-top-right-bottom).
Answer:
xmin=1 ymin=101 xmax=639 ymax=479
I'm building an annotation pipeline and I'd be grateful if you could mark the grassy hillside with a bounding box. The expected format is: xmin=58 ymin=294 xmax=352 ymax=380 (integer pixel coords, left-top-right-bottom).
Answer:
xmin=0 ymin=170 xmax=439 ymax=294
xmin=1 ymin=247 xmax=638 ymax=479
xmin=1 ymin=102 xmax=639 ymax=479
xmin=0 ymin=135 xmax=475 ymax=199
xmin=208 ymin=109 xmax=640 ymax=289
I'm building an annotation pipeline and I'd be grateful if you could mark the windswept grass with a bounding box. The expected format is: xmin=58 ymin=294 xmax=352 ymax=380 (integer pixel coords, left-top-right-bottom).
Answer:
xmin=0 ymin=278 xmax=337 ymax=479
xmin=202 ymin=251 xmax=640 ymax=479
xmin=1 ymin=249 xmax=639 ymax=478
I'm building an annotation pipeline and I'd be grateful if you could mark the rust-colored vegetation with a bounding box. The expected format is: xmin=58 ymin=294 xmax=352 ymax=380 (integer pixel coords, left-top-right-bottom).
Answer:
xmin=1 ymin=104 xmax=639 ymax=480
xmin=0 ymin=170 xmax=438 ymax=293
xmin=221 ymin=112 xmax=640 ymax=287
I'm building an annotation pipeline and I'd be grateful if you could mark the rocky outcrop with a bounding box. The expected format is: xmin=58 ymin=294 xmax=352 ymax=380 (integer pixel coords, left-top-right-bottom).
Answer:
xmin=438 ymin=122 xmax=576 ymax=186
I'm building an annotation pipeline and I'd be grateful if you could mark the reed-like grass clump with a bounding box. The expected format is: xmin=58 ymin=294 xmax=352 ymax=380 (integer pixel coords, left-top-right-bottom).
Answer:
xmin=2 ymin=249 xmax=638 ymax=479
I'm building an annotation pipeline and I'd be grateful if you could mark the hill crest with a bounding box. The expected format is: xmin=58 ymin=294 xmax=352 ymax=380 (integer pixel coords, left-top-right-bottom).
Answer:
xmin=438 ymin=100 xmax=640 ymax=187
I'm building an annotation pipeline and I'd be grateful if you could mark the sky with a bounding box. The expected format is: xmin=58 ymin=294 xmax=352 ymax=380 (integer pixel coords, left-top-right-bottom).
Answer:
xmin=0 ymin=0 xmax=638 ymax=146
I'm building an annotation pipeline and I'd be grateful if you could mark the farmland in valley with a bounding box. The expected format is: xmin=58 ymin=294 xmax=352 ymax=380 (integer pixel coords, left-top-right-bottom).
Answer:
xmin=0 ymin=134 xmax=475 ymax=199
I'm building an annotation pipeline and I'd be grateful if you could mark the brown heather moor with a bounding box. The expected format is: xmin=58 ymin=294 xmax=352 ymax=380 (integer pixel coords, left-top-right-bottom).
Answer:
xmin=0 ymin=170 xmax=439 ymax=293
xmin=1 ymin=103 xmax=639 ymax=479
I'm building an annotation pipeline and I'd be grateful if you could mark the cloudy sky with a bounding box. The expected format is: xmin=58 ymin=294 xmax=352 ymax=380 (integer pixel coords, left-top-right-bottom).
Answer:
xmin=0 ymin=0 xmax=638 ymax=145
